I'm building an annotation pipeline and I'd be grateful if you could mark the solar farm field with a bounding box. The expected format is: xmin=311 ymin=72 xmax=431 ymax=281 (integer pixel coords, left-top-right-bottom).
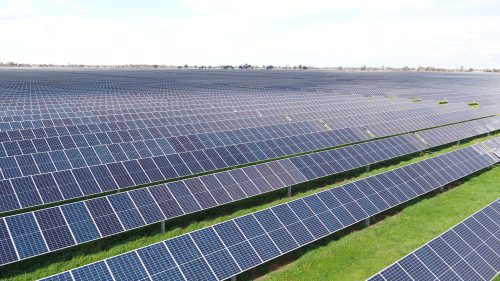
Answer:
xmin=0 ymin=69 xmax=499 ymax=281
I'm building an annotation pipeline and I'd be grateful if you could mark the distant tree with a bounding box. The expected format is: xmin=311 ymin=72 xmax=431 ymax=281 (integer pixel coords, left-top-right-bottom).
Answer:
xmin=266 ymin=65 xmax=274 ymax=70
xmin=184 ymin=64 xmax=188 ymax=68
xmin=238 ymin=63 xmax=251 ymax=69
xmin=361 ymin=65 xmax=367 ymax=71
xmin=302 ymin=66 xmax=308 ymax=70
xmin=177 ymin=66 xmax=182 ymax=69
xmin=153 ymin=65 xmax=158 ymax=69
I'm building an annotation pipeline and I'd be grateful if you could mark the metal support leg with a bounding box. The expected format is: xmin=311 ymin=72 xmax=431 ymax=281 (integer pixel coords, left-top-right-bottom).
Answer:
xmin=366 ymin=164 xmax=370 ymax=172
xmin=231 ymin=276 xmax=237 ymax=281
xmin=287 ymin=186 xmax=292 ymax=197
xmin=457 ymin=140 xmax=460 ymax=145
xmin=365 ymin=217 xmax=371 ymax=227
xmin=439 ymin=186 xmax=445 ymax=192
xmin=161 ymin=221 xmax=166 ymax=233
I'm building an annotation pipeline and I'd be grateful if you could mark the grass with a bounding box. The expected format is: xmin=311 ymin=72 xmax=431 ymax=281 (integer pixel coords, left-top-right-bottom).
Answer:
xmin=469 ymin=101 xmax=481 ymax=108
xmin=0 ymin=134 xmax=498 ymax=280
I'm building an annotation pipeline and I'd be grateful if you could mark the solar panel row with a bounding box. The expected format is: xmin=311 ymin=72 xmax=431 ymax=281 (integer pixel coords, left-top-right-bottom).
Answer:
xmin=37 ymin=139 xmax=500 ymax=281
xmin=417 ymin=116 xmax=500 ymax=147
xmin=367 ymin=199 xmax=499 ymax=281
xmin=364 ymin=108 xmax=495 ymax=137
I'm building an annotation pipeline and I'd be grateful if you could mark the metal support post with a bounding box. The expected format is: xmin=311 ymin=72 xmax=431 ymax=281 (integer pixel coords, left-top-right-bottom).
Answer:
xmin=365 ymin=217 xmax=371 ymax=227
xmin=231 ymin=276 xmax=237 ymax=281
xmin=161 ymin=221 xmax=166 ymax=233
xmin=366 ymin=164 xmax=370 ymax=172
xmin=439 ymin=186 xmax=445 ymax=192
xmin=287 ymin=186 xmax=292 ymax=197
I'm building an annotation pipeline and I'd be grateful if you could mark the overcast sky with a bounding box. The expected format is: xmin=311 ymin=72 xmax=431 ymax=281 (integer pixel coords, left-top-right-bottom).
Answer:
xmin=1 ymin=0 xmax=499 ymax=68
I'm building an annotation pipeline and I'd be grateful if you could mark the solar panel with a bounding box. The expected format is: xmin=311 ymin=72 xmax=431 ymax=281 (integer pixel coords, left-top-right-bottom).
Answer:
xmin=367 ymin=200 xmax=499 ymax=281
xmin=38 ymin=140 xmax=499 ymax=280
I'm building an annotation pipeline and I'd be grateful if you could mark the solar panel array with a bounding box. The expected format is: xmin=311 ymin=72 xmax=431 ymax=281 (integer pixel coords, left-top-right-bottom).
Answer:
xmin=2 ymin=116 xmax=499 ymax=266
xmin=367 ymin=200 xmax=499 ymax=281
xmin=38 ymin=138 xmax=500 ymax=281
xmin=1 ymin=70 xmax=499 ymax=215
xmin=1 ymin=70 xmax=500 ymax=280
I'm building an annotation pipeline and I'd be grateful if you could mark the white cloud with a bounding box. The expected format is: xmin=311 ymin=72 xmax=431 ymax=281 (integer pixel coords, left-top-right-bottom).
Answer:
xmin=0 ymin=0 xmax=499 ymax=67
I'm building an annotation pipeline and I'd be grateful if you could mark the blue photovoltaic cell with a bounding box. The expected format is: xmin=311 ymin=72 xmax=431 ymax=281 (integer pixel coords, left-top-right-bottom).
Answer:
xmin=34 ymin=208 xmax=75 ymax=251
xmin=205 ymin=249 xmax=240 ymax=280
xmin=179 ymin=258 xmax=217 ymax=281
xmin=302 ymin=216 xmax=329 ymax=239
xmin=268 ymin=228 xmax=299 ymax=253
xmin=85 ymin=197 xmax=124 ymax=236
xmin=108 ymin=193 xmax=145 ymax=230
xmin=249 ymin=234 xmax=281 ymax=261
xmin=0 ymin=219 xmax=17 ymax=264
xmin=234 ymin=214 xmax=266 ymax=239
xmin=228 ymin=241 xmax=261 ymax=271
xmin=254 ymin=209 xmax=283 ymax=232
xmin=5 ymin=213 xmax=48 ymax=259
xmin=213 ymin=221 xmax=246 ymax=247
xmin=286 ymin=222 xmax=315 ymax=246
xmin=60 ymin=202 xmax=100 ymax=243
xmin=165 ymin=235 xmax=202 ymax=265
xmin=129 ymin=188 xmax=166 ymax=224
xmin=151 ymin=267 xmax=185 ymax=281
xmin=190 ymin=228 xmax=225 ymax=255
xmin=137 ymin=243 xmax=176 ymax=276
xmin=106 ymin=252 xmax=149 ymax=281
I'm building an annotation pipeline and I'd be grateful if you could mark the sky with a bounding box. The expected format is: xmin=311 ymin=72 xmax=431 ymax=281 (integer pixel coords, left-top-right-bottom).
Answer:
xmin=1 ymin=0 xmax=500 ymax=68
